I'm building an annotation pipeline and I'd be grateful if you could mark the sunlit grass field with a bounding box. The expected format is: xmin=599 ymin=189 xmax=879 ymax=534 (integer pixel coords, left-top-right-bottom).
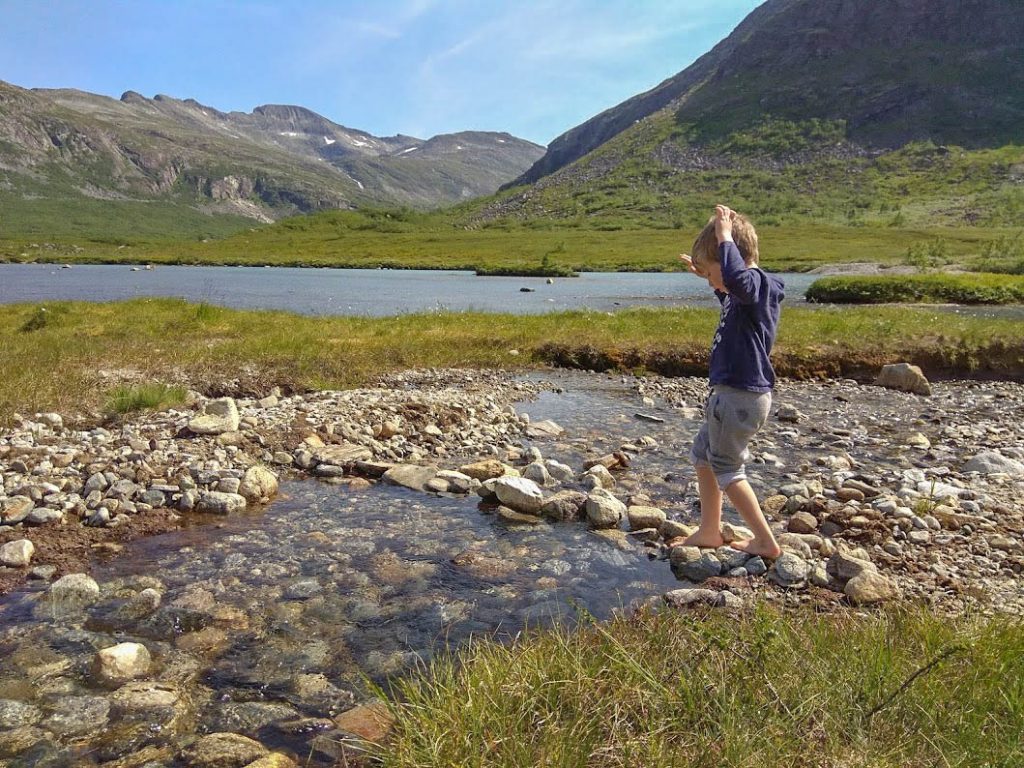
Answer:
xmin=2 ymin=298 xmax=1020 ymax=423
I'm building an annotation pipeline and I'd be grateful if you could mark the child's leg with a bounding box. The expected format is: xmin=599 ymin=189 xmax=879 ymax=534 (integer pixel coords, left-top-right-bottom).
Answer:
xmin=723 ymin=479 xmax=781 ymax=559
xmin=684 ymin=462 xmax=725 ymax=548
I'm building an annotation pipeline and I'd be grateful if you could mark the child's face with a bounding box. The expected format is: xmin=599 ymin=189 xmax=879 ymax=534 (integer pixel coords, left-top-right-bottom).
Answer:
xmin=695 ymin=259 xmax=726 ymax=293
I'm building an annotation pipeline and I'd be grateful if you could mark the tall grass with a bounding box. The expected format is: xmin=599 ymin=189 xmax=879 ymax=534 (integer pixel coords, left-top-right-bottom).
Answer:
xmin=104 ymin=383 xmax=188 ymax=415
xmin=374 ymin=607 xmax=1024 ymax=767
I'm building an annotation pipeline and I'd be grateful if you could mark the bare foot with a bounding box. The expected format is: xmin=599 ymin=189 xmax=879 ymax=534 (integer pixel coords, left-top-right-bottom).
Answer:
xmin=730 ymin=538 xmax=782 ymax=559
xmin=683 ymin=529 xmax=725 ymax=549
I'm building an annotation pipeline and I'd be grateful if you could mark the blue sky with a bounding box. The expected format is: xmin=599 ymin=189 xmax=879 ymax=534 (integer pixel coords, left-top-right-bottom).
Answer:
xmin=0 ymin=0 xmax=762 ymax=146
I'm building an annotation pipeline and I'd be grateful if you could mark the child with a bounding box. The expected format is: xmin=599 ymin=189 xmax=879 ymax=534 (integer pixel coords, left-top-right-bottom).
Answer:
xmin=678 ymin=205 xmax=784 ymax=558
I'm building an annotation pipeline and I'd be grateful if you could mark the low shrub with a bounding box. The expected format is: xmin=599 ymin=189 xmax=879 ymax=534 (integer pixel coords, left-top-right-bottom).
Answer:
xmin=806 ymin=273 xmax=1024 ymax=305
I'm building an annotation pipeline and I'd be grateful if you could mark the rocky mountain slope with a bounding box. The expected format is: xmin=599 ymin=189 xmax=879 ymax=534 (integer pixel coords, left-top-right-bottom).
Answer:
xmin=510 ymin=0 xmax=1024 ymax=188
xmin=0 ymin=81 xmax=544 ymax=229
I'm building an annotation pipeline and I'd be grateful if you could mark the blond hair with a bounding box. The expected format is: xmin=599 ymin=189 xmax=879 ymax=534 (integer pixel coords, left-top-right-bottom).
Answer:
xmin=691 ymin=213 xmax=760 ymax=269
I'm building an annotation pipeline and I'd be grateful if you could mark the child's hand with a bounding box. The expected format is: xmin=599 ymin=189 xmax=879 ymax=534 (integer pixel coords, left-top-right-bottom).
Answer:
xmin=714 ymin=204 xmax=735 ymax=244
xmin=679 ymin=253 xmax=701 ymax=275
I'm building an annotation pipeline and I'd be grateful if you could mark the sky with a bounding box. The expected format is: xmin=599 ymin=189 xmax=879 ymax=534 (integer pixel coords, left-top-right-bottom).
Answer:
xmin=0 ymin=0 xmax=763 ymax=146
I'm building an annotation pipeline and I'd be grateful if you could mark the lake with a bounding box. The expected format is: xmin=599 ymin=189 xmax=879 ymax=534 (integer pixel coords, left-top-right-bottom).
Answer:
xmin=0 ymin=263 xmax=817 ymax=315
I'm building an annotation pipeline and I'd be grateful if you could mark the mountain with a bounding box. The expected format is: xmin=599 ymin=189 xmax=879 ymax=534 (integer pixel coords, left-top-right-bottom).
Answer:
xmin=509 ymin=0 xmax=1024 ymax=188
xmin=0 ymin=81 xmax=543 ymax=234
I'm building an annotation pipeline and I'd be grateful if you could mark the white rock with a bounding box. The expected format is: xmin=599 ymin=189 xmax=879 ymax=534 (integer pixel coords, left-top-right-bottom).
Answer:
xmin=493 ymin=476 xmax=545 ymax=514
xmin=238 ymin=465 xmax=279 ymax=503
xmin=195 ymin=492 xmax=247 ymax=515
xmin=93 ymin=642 xmax=152 ymax=686
xmin=0 ymin=539 xmax=35 ymax=567
xmin=188 ymin=397 xmax=240 ymax=435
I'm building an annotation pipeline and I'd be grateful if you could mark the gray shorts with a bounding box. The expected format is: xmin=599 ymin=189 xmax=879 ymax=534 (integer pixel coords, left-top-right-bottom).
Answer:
xmin=689 ymin=385 xmax=771 ymax=489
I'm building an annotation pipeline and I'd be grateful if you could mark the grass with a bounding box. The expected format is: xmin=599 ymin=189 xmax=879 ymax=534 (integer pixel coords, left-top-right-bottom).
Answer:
xmin=372 ymin=606 xmax=1024 ymax=767
xmin=1 ymin=216 xmax=1019 ymax=274
xmin=104 ymin=382 xmax=188 ymax=416
xmin=1 ymin=298 xmax=1022 ymax=424
xmin=806 ymin=273 xmax=1024 ymax=305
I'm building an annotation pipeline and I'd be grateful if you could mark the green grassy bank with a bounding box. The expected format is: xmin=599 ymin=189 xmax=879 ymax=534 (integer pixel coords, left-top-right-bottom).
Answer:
xmin=807 ymin=273 xmax=1024 ymax=305
xmin=2 ymin=208 xmax=1020 ymax=274
xmin=372 ymin=607 xmax=1023 ymax=767
xmin=2 ymin=299 xmax=1022 ymax=423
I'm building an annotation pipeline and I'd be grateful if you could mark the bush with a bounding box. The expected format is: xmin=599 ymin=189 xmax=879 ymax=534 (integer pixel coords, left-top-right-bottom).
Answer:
xmin=105 ymin=383 xmax=188 ymax=415
xmin=905 ymin=239 xmax=950 ymax=271
xmin=806 ymin=273 xmax=1024 ymax=305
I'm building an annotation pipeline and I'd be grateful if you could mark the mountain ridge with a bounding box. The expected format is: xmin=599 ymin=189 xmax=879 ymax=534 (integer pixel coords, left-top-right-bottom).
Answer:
xmin=0 ymin=80 xmax=544 ymax=231
xmin=509 ymin=0 xmax=1024 ymax=189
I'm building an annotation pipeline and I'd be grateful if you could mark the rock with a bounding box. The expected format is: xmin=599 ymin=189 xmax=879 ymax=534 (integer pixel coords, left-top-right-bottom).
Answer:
xmin=0 ymin=699 xmax=42 ymax=729
xmin=876 ymin=363 xmax=931 ymax=396
xmin=459 ymin=459 xmax=510 ymax=480
xmin=493 ymin=476 xmax=545 ymax=514
xmin=522 ymin=462 xmax=553 ymax=487
xmin=93 ymin=642 xmax=152 ymax=686
xmin=179 ymin=732 xmax=268 ymax=768
xmin=238 ymin=465 xmax=279 ymax=503
xmin=989 ymin=535 xmax=1021 ymax=553
xmin=762 ymin=494 xmax=788 ymax=516
xmin=29 ymin=564 xmax=57 ymax=581
xmin=809 ymin=565 xmax=831 ymax=588
xmin=584 ymin=464 xmax=615 ymax=489
xmin=525 ymin=419 xmax=564 ymax=439
xmin=540 ymin=490 xmax=587 ymax=522
xmin=543 ymin=459 xmax=575 ymax=483
xmin=333 ymin=701 xmax=395 ymax=743
xmin=721 ymin=522 xmax=754 ymax=544
xmin=584 ymin=489 xmax=626 ymax=529
xmin=24 ymin=507 xmax=62 ymax=525
xmin=963 ymin=451 xmax=1024 ymax=475
xmin=195 ymin=492 xmax=247 ymax=515
xmin=0 ymin=539 xmax=34 ymax=567
xmin=382 ymin=464 xmax=439 ymax=492
xmin=44 ymin=695 xmax=110 ymax=737
xmin=0 ymin=495 xmax=34 ymax=524
xmin=775 ymin=403 xmax=804 ymax=423
xmin=787 ymin=511 xmax=818 ymax=534
xmin=842 ymin=479 xmax=880 ymax=498
xmin=744 ymin=556 xmax=768 ymax=576
xmin=50 ymin=573 xmax=100 ymax=609
xmin=435 ymin=470 xmax=476 ymax=494
xmin=771 ymin=552 xmax=811 ymax=587
xmin=244 ymin=755 xmax=299 ymax=768
xmin=674 ymin=550 xmax=722 ymax=582
xmin=188 ymin=397 xmax=241 ymax=435
xmin=313 ymin=443 xmax=373 ymax=467
xmin=906 ymin=432 xmax=931 ymax=449
xmin=627 ymin=505 xmax=666 ymax=531
xmin=663 ymin=588 xmax=739 ymax=609
xmin=845 ymin=571 xmax=897 ymax=605
xmin=827 ymin=550 xmax=877 ymax=582
xmin=836 ymin=487 xmax=866 ymax=502
xmin=660 ymin=519 xmax=697 ymax=540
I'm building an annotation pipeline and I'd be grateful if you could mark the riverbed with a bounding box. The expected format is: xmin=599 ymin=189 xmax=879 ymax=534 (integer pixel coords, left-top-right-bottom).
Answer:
xmin=0 ymin=368 xmax=1022 ymax=764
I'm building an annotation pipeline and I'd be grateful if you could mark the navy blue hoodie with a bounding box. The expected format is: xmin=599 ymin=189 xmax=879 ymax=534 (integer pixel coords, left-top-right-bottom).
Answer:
xmin=709 ymin=241 xmax=785 ymax=392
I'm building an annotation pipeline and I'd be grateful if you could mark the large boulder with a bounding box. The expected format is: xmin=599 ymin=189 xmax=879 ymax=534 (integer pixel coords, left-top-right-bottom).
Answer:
xmin=875 ymin=363 xmax=931 ymax=396
xmin=493 ymin=476 xmax=545 ymax=514
xmin=962 ymin=451 xmax=1024 ymax=475
xmin=238 ymin=465 xmax=279 ymax=503
xmin=188 ymin=397 xmax=240 ymax=435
